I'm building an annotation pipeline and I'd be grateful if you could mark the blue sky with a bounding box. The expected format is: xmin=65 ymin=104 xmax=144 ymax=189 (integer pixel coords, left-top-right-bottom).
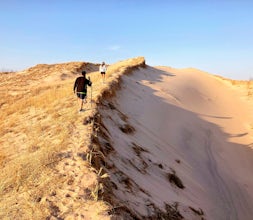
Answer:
xmin=1 ymin=0 xmax=253 ymax=79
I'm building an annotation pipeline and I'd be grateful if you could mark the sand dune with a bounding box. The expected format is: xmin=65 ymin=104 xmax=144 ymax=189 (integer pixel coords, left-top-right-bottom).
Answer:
xmin=1 ymin=57 xmax=253 ymax=219
xmin=97 ymin=65 xmax=253 ymax=219
xmin=0 ymin=57 xmax=146 ymax=219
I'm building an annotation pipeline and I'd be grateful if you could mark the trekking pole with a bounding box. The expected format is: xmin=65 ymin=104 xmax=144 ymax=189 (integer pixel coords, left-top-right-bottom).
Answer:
xmin=90 ymin=84 xmax=92 ymax=109
xmin=88 ymin=77 xmax=92 ymax=109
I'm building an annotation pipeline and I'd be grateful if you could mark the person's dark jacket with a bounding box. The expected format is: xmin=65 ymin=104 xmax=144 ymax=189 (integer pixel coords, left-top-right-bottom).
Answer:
xmin=73 ymin=77 xmax=92 ymax=93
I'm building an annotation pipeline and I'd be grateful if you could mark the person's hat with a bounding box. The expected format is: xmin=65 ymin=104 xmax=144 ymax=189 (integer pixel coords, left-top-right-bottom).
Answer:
xmin=82 ymin=71 xmax=86 ymax=76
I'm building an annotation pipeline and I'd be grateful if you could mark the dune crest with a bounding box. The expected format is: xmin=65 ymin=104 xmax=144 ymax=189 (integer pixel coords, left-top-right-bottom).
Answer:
xmin=0 ymin=57 xmax=145 ymax=219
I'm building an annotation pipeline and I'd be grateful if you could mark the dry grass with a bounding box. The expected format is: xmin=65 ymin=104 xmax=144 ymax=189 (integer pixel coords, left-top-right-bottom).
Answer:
xmin=214 ymin=75 xmax=253 ymax=98
xmin=0 ymin=57 xmax=145 ymax=219
xmin=0 ymin=81 xmax=78 ymax=219
xmin=0 ymin=62 xmax=90 ymax=219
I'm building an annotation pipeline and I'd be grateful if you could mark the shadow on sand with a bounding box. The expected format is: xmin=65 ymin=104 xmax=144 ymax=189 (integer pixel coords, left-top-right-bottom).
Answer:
xmin=95 ymin=65 xmax=253 ymax=220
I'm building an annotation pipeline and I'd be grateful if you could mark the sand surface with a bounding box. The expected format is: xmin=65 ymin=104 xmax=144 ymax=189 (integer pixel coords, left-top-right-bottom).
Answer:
xmin=98 ymin=65 xmax=253 ymax=219
xmin=1 ymin=58 xmax=253 ymax=219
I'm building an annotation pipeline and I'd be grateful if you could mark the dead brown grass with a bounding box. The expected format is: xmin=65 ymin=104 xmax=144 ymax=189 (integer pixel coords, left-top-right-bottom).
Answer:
xmin=0 ymin=83 xmax=77 ymax=219
xmin=0 ymin=57 xmax=145 ymax=219
xmin=214 ymin=75 xmax=253 ymax=98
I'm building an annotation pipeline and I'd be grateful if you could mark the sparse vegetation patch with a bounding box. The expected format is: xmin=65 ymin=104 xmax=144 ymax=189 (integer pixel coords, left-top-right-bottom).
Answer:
xmin=189 ymin=206 xmax=205 ymax=217
xmin=146 ymin=202 xmax=184 ymax=220
xmin=167 ymin=169 xmax=185 ymax=189
xmin=119 ymin=123 xmax=135 ymax=134
xmin=132 ymin=142 xmax=149 ymax=156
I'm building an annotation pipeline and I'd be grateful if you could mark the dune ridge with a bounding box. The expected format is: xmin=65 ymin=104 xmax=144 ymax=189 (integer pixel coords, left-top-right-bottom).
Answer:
xmin=1 ymin=57 xmax=253 ymax=219
xmin=0 ymin=57 xmax=145 ymax=219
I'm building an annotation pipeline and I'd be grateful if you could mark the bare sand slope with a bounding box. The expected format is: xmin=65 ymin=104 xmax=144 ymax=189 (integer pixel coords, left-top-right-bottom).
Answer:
xmin=98 ymin=66 xmax=253 ymax=219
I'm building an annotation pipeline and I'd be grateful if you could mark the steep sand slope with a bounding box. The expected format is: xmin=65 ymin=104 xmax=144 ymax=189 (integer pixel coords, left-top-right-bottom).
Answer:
xmin=97 ymin=66 xmax=253 ymax=219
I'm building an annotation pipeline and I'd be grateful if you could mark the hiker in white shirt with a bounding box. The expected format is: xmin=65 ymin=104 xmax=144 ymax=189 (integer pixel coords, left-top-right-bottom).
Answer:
xmin=99 ymin=61 xmax=107 ymax=83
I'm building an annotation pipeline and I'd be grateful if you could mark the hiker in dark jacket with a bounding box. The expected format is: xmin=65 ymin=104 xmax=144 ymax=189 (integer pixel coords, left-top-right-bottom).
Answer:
xmin=73 ymin=71 xmax=92 ymax=112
